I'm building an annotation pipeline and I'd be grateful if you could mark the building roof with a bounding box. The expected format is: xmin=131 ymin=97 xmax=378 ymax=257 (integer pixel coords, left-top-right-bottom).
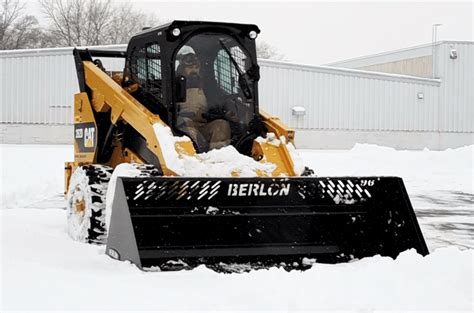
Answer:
xmin=0 ymin=44 xmax=127 ymax=58
xmin=326 ymin=40 xmax=473 ymax=68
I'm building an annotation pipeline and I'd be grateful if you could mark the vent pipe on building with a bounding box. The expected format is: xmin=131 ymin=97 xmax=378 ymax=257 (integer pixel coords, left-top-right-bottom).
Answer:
xmin=431 ymin=23 xmax=442 ymax=78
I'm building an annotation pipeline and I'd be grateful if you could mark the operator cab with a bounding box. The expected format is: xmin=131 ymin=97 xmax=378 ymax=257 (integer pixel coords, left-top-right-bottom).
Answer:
xmin=124 ymin=21 xmax=264 ymax=154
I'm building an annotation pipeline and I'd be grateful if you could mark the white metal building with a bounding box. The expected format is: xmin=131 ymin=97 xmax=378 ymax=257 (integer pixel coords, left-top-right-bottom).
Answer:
xmin=324 ymin=41 xmax=473 ymax=149
xmin=1 ymin=41 xmax=472 ymax=149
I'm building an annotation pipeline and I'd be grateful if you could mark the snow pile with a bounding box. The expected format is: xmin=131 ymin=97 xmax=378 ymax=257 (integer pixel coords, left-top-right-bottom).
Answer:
xmin=181 ymin=145 xmax=276 ymax=177
xmin=152 ymin=123 xmax=190 ymax=175
xmin=301 ymin=143 xmax=474 ymax=193
xmin=153 ymin=123 xmax=277 ymax=177
xmin=255 ymin=132 xmax=281 ymax=146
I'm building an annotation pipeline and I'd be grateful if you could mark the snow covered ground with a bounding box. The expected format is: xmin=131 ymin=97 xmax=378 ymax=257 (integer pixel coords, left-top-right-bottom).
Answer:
xmin=1 ymin=143 xmax=473 ymax=311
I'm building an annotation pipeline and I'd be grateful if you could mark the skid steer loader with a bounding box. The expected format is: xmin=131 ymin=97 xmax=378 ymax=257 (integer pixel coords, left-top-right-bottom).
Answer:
xmin=65 ymin=20 xmax=429 ymax=270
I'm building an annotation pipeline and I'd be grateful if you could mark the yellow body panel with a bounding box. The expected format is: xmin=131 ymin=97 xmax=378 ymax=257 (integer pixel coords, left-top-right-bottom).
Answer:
xmin=252 ymin=140 xmax=296 ymax=177
xmin=108 ymin=146 xmax=145 ymax=168
xmin=260 ymin=110 xmax=295 ymax=144
xmin=175 ymin=140 xmax=196 ymax=156
xmin=253 ymin=110 xmax=297 ymax=176
xmin=73 ymin=93 xmax=97 ymax=164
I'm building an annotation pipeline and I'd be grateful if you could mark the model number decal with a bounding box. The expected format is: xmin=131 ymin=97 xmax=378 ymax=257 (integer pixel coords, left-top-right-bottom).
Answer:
xmin=360 ymin=179 xmax=375 ymax=187
xmin=74 ymin=123 xmax=96 ymax=153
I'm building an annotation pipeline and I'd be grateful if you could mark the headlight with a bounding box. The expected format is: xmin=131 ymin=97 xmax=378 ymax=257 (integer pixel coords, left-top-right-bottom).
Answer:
xmin=172 ymin=28 xmax=181 ymax=37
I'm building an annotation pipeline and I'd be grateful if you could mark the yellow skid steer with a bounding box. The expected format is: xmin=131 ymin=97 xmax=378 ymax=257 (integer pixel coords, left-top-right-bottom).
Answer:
xmin=65 ymin=21 xmax=428 ymax=270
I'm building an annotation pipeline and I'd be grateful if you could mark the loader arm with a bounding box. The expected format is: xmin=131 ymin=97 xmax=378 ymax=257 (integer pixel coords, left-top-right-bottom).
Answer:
xmin=77 ymin=60 xmax=196 ymax=176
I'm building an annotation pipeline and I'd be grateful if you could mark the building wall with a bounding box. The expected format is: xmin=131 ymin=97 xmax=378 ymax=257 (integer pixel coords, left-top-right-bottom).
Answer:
xmin=436 ymin=42 xmax=474 ymax=133
xmin=328 ymin=41 xmax=474 ymax=135
xmin=0 ymin=124 xmax=71 ymax=144
xmin=258 ymin=60 xmax=441 ymax=134
xmin=0 ymin=45 xmax=126 ymax=125
xmin=0 ymin=49 xmax=77 ymax=125
xmin=0 ymin=44 xmax=472 ymax=150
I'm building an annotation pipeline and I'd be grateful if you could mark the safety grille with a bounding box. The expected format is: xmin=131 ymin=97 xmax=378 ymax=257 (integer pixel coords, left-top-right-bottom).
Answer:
xmin=315 ymin=178 xmax=376 ymax=204
xmin=129 ymin=42 xmax=162 ymax=102
xmin=130 ymin=180 xmax=223 ymax=202
xmin=121 ymin=177 xmax=382 ymax=211
xmin=130 ymin=46 xmax=146 ymax=83
xmin=214 ymin=46 xmax=246 ymax=94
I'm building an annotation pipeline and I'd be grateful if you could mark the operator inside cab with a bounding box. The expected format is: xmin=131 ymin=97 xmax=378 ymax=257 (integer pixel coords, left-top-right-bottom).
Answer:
xmin=176 ymin=51 xmax=232 ymax=152
xmin=174 ymin=33 xmax=255 ymax=153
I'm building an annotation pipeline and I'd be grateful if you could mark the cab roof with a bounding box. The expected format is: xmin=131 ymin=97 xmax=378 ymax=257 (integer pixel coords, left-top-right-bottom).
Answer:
xmin=131 ymin=20 xmax=260 ymax=40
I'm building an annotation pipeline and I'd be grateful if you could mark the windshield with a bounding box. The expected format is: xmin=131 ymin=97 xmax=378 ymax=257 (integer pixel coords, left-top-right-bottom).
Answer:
xmin=174 ymin=33 xmax=255 ymax=152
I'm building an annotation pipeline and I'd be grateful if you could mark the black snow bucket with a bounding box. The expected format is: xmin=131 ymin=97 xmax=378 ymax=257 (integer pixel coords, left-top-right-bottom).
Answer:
xmin=105 ymin=176 xmax=429 ymax=269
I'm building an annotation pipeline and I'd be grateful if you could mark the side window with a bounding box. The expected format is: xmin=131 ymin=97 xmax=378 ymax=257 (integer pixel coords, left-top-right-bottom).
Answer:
xmin=145 ymin=43 xmax=162 ymax=100
xmin=132 ymin=47 xmax=146 ymax=83
xmin=129 ymin=42 xmax=162 ymax=101
xmin=213 ymin=46 xmax=247 ymax=94
xmin=146 ymin=43 xmax=161 ymax=80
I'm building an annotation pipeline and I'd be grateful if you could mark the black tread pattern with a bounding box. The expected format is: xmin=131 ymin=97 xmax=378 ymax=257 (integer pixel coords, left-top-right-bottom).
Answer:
xmin=79 ymin=165 xmax=112 ymax=244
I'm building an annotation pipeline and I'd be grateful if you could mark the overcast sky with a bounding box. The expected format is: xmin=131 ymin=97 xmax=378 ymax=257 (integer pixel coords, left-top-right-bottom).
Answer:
xmin=27 ymin=0 xmax=473 ymax=65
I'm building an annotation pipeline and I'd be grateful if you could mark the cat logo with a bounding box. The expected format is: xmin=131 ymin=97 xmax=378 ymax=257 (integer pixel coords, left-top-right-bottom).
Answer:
xmin=84 ymin=127 xmax=95 ymax=148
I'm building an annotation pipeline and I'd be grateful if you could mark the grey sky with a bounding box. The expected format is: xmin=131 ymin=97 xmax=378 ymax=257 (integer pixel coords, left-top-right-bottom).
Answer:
xmin=26 ymin=0 xmax=473 ymax=65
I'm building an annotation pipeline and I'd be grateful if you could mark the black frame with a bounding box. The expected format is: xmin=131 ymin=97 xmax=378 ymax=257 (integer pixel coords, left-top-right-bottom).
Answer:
xmin=124 ymin=20 xmax=261 ymax=134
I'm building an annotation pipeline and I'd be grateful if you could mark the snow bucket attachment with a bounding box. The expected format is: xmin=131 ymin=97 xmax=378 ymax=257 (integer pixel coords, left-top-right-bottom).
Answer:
xmin=106 ymin=176 xmax=428 ymax=269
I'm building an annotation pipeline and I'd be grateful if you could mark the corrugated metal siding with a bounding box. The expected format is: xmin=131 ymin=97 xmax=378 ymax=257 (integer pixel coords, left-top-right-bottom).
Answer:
xmin=0 ymin=46 xmax=126 ymax=125
xmin=1 ymin=44 xmax=471 ymax=135
xmin=259 ymin=60 xmax=440 ymax=131
xmin=1 ymin=52 xmax=77 ymax=124
xmin=437 ymin=42 xmax=474 ymax=132
xmin=324 ymin=41 xmax=473 ymax=133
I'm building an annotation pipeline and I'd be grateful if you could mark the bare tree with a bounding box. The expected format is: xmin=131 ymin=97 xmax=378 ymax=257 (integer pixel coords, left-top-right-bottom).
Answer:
xmin=1 ymin=0 xmax=42 ymax=49
xmin=104 ymin=2 xmax=159 ymax=45
xmin=256 ymin=40 xmax=284 ymax=60
xmin=39 ymin=0 xmax=113 ymax=46
xmin=39 ymin=0 xmax=159 ymax=47
xmin=86 ymin=0 xmax=113 ymax=45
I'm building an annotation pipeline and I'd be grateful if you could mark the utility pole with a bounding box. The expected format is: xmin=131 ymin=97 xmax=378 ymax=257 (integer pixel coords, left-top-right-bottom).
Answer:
xmin=432 ymin=23 xmax=442 ymax=78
